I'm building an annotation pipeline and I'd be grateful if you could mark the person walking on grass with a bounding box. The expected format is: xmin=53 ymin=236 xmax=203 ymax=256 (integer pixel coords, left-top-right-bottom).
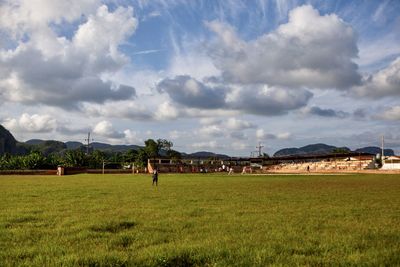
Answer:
xmin=152 ymin=169 xmax=158 ymax=186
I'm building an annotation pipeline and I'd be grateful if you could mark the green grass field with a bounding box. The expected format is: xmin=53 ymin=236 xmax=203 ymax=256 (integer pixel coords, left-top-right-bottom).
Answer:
xmin=0 ymin=173 xmax=399 ymax=266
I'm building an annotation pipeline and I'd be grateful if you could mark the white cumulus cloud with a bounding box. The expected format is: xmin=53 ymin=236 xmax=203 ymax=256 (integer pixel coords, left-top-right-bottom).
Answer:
xmin=93 ymin=120 xmax=125 ymax=139
xmin=206 ymin=5 xmax=360 ymax=89
xmin=3 ymin=113 xmax=57 ymax=133
xmin=353 ymin=57 xmax=400 ymax=98
xmin=256 ymin=129 xmax=292 ymax=140
xmin=0 ymin=4 xmax=137 ymax=109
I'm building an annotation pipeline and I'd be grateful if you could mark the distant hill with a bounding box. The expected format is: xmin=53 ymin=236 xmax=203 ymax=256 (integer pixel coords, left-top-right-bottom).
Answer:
xmin=90 ymin=142 xmax=142 ymax=152
xmin=24 ymin=139 xmax=67 ymax=156
xmin=66 ymin=141 xmax=143 ymax=152
xmin=274 ymin=143 xmax=351 ymax=157
xmin=37 ymin=140 xmax=67 ymax=156
xmin=0 ymin=124 xmax=18 ymax=155
xmin=355 ymin=147 xmax=394 ymax=156
xmin=65 ymin=141 xmax=84 ymax=150
xmin=273 ymin=143 xmax=397 ymax=157
xmin=25 ymin=139 xmax=45 ymax=145
xmin=4 ymin=124 xmax=395 ymax=158
xmin=185 ymin=151 xmax=230 ymax=159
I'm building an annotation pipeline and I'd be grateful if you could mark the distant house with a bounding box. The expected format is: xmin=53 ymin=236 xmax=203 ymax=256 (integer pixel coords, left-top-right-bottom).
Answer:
xmin=382 ymin=156 xmax=400 ymax=170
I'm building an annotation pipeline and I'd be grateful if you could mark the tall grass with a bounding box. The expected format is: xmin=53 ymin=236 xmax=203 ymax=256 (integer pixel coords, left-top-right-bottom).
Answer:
xmin=0 ymin=173 xmax=399 ymax=266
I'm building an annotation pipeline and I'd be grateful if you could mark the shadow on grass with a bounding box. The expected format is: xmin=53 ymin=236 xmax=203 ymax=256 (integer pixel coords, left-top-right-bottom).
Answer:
xmin=111 ymin=235 xmax=135 ymax=249
xmin=73 ymin=251 xmax=208 ymax=267
xmin=156 ymin=251 xmax=210 ymax=267
xmin=76 ymin=255 xmax=128 ymax=267
xmin=4 ymin=215 xmax=39 ymax=228
xmin=89 ymin=221 xmax=137 ymax=234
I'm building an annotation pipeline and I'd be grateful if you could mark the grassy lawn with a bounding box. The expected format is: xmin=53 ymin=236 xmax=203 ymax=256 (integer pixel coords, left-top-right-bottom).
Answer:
xmin=0 ymin=173 xmax=399 ymax=266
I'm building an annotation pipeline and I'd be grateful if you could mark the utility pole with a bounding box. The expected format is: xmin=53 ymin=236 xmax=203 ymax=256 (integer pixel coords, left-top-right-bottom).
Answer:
xmin=85 ymin=132 xmax=93 ymax=155
xmin=381 ymin=135 xmax=385 ymax=165
xmin=256 ymin=142 xmax=264 ymax=157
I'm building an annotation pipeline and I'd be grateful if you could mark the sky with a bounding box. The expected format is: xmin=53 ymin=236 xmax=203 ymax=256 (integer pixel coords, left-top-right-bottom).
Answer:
xmin=0 ymin=0 xmax=400 ymax=156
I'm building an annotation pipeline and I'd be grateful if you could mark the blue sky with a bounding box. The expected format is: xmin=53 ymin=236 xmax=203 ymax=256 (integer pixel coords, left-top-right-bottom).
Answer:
xmin=0 ymin=0 xmax=399 ymax=155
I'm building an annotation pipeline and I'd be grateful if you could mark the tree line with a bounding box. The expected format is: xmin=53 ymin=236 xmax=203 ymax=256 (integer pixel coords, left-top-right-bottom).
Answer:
xmin=0 ymin=139 xmax=180 ymax=170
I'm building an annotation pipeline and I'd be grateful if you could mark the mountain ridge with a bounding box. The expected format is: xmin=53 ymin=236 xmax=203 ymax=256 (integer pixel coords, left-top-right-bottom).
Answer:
xmin=273 ymin=143 xmax=394 ymax=157
xmin=0 ymin=124 xmax=397 ymax=157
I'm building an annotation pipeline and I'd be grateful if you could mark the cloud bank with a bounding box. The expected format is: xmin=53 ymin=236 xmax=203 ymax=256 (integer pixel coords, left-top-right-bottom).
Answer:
xmin=205 ymin=5 xmax=361 ymax=89
xmin=0 ymin=3 xmax=137 ymax=109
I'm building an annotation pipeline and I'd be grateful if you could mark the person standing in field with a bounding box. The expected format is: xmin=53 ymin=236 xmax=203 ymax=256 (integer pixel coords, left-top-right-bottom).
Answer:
xmin=152 ymin=169 xmax=158 ymax=186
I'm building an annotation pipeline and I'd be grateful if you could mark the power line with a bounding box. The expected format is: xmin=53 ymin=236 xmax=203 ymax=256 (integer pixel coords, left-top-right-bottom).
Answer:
xmin=256 ymin=142 xmax=264 ymax=157
xmin=85 ymin=132 xmax=94 ymax=155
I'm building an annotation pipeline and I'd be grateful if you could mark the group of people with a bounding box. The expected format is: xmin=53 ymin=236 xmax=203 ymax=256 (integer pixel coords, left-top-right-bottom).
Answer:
xmin=216 ymin=164 xmax=234 ymax=174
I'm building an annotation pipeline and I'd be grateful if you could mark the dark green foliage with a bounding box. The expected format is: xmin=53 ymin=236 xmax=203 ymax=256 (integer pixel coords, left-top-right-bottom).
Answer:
xmin=88 ymin=150 xmax=105 ymax=169
xmin=144 ymin=139 xmax=159 ymax=158
xmin=0 ymin=151 xmax=63 ymax=170
xmin=21 ymin=152 xmax=46 ymax=169
xmin=134 ymin=149 xmax=148 ymax=168
xmin=36 ymin=140 xmax=67 ymax=156
xmin=63 ymin=149 xmax=88 ymax=167
xmin=157 ymin=139 xmax=173 ymax=152
xmin=124 ymin=149 xmax=137 ymax=162
xmin=274 ymin=143 xmax=351 ymax=157
xmin=0 ymin=124 xmax=17 ymax=155
xmin=133 ymin=138 xmax=178 ymax=168
xmin=262 ymin=152 xmax=270 ymax=158
xmin=20 ymin=139 xmax=67 ymax=156
xmin=167 ymin=149 xmax=181 ymax=160
xmin=186 ymin=151 xmax=229 ymax=159
xmin=0 ymin=144 xmax=170 ymax=170
xmin=355 ymin=146 xmax=395 ymax=156
xmin=332 ymin=147 xmax=351 ymax=153
xmin=43 ymin=154 xmax=63 ymax=169
xmin=15 ymin=142 xmax=30 ymax=155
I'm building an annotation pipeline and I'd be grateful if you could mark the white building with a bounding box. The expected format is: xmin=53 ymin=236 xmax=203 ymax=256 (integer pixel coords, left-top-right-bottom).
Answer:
xmin=381 ymin=156 xmax=400 ymax=170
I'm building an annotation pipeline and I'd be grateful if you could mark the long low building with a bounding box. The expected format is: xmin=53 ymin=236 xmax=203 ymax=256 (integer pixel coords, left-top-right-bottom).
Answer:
xmin=382 ymin=156 xmax=400 ymax=170
xmin=147 ymin=152 xmax=379 ymax=173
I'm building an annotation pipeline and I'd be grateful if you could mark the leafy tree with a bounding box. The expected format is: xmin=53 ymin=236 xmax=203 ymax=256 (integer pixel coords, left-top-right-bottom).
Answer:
xmin=167 ymin=149 xmax=181 ymax=160
xmin=44 ymin=154 xmax=63 ymax=169
xmin=0 ymin=155 xmax=10 ymax=170
xmin=4 ymin=155 xmax=23 ymax=170
xmin=332 ymin=148 xmax=350 ymax=154
xmin=144 ymin=139 xmax=159 ymax=158
xmin=375 ymin=155 xmax=383 ymax=168
xmin=22 ymin=152 xmax=46 ymax=169
xmin=124 ymin=149 xmax=137 ymax=163
xmin=157 ymin=139 xmax=173 ymax=152
xmin=110 ymin=152 xmax=123 ymax=164
xmin=143 ymin=138 xmax=174 ymax=158
xmin=88 ymin=150 xmax=105 ymax=169
xmin=134 ymin=149 xmax=148 ymax=168
xmin=63 ymin=149 xmax=87 ymax=167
